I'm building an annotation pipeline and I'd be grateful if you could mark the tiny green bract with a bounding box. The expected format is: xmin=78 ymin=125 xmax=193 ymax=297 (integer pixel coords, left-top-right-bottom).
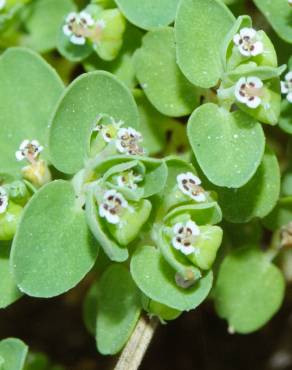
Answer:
xmin=0 ymin=0 xmax=291 ymax=363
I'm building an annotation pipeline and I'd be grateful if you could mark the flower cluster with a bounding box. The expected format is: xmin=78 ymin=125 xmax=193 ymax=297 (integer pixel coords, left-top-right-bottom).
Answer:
xmin=233 ymin=28 xmax=263 ymax=57
xmin=235 ymin=76 xmax=263 ymax=109
xmin=63 ymin=11 xmax=105 ymax=45
xmin=172 ymin=220 xmax=200 ymax=256
xmin=99 ymin=189 xmax=130 ymax=224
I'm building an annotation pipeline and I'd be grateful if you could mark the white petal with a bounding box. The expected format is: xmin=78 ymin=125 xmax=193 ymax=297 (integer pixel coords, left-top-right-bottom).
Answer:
xmin=234 ymin=79 xmax=248 ymax=103
xmin=187 ymin=172 xmax=201 ymax=185
xmin=70 ymin=35 xmax=86 ymax=45
xmin=173 ymin=222 xmax=184 ymax=234
xmin=15 ymin=150 xmax=25 ymax=161
xmin=238 ymin=45 xmax=251 ymax=57
xmin=246 ymin=96 xmax=261 ymax=109
xmin=63 ymin=24 xmax=72 ymax=37
xmin=240 ymin=27 xmax=256 ymax=39
xmin=117 ymin=194 xmax=128 ymax=208
xmin=233 ymin=33 xmax=241 ymax=45
xmin=79 ymin=11 xmax=94 ymax=26
xmin=281 ymin=81 xmax=289 ymax=94
xmin=104 ymin=189 xmax=117 ymax=198
xmin=19 ymin=139 xmax=29 ymax=150
xmin=251 ymin=41 xmax=263 ymax=56
xmin=117 ymin=127 xmax=128 ymax=138
xmin=180 ymin=245 xmax=196 ymax=256
xmin=285 ymin=71 xmax=292 ymax=81
xmin=186 ymin=220 xmax=200 ymax=236
xmin=101 ymin=129 xmax=113 ymax=143
xmin=65 ymin=12 xmax=77 ymax=23
xmin=172 ymin=237 xmax=183 ymax=251
xmin=116 ymin=139 xmax=126 ymax=154
xmin=287 ymin=92 xmax=292 ymax=103
xmin=247 ymin=76 xmax=263 ymax=88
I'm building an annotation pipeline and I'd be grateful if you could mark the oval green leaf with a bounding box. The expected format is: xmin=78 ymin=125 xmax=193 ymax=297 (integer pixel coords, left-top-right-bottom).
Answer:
xmin=0 ymin=338 xmax=28 ymax=370
xmin=49 ymin=71 xmax=139 ymax=174
xmin=0 ymin=244 xmax=22 ymax=309
xmin=130 ymin=246 xmax=213 ymax=311
xmin=175 ymin=0 xmax=235 ymax=88
xmin=0 ymin=47 xmax=64 ymax=178
xmin=134 ymin=27 xmax=200 ymax=117
xmin=214 ymin=246 xmax=285 ymax=333
xmin=96 ymin=264 xmax=141 ymax=355
xmin=187 ymin=103 xmax=265 ymax=188
xmin=11 ymin=180 xmax=99 ymax=298
xmin=215 ymin=147 xmax=280 ymax=223
xmin=115 ymin=0 xmax=180 ymax=30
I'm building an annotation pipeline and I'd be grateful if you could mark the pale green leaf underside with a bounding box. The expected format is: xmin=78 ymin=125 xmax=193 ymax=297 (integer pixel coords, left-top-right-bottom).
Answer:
xmin=0 ymin=47 xmax=64 ymax=178
xmin=0 ymin=244 xmax=22 ymax=309
xmin=134 ymin=27 xmax=199 ymax=117
xmin=175 ymin=0 xmax=235 ymax=88
xmin=216 ymin=147 xmax=280 ymax=223
xmin=214 ymin=246 xmax=285 ymax=333
xmin=130 ymin=246 xmax=213 ymax=311
xmin=187 ymin=103 xmax=265 ymax=188
xmin=49 ymin=71 xmax=139 ymax=174
xmin=11 ymin=180 xmax=99 ymax=298
xmin=115 ymin=0 xmax=180 ymax=30
xmin=0 ymin=338 xmax=28 ymax=370
xmin=96 ymin=265 xmax=141 ymax=355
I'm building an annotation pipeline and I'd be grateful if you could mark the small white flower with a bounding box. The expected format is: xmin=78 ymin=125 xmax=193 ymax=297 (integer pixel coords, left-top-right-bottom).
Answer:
xmin=0 ymin=0 xmax=6 ymax=10
xmin=116 ymin=127 xmax=144 ymax=155
xmin=63 ymin=11 xmax=94 ymax=45
xmin=233 ymin=27 xmax=263 ymax=57
xmin=94 ymin=117 xmax=123 ymax=143
xmin=281 ymin=71 xmax=292 ymax=103
xmin=0 ymin=187 xmax=8 ymax=214
xmin=177 ymin=172 xmax=206 ymax=202
xmin=99 ymin=189 xmax=129 ymax=224
xmin=117 ymin=171 xmax=143 ymax=190
xmin=171 ymin=220 xmax=200 ymax=256
xmin=15 ymin=140 xmax=43 ymax=162
xmin=234 ymin=76 xmax=263 ymax=109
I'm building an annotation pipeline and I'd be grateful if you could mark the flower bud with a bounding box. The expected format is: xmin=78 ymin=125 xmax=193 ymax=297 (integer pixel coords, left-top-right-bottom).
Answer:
xmin=0 ymin=201 xmax=23 ymax=240
xmin=21 ymin=160 xmax=51 ymax=188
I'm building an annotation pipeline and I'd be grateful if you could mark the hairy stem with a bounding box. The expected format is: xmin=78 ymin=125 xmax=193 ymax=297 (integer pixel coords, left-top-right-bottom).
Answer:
xmin=114 ymin=316 xmax=159 ymax=370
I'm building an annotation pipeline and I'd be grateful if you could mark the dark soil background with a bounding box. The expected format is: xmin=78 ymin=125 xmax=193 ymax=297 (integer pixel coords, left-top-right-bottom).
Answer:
xmin=1 ymin=277 xmax=292 ymax=370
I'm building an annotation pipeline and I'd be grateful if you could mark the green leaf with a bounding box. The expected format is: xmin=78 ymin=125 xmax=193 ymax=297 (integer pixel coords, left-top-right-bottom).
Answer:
xmin=130 ymin=246 xmax=213 ymax=311
xmin=133 ymin=27 xmax=200 ymax=117
xmin=11 ymin=180 xmax=99 ymax=298
xmin=0 ymin=47 xmax=64 ymax=178
xmin=96 ymin=264 xmax=141 ymax=355
xmin=83 ymin=24 xmax=143 ymax=89
xmin=83 ymin=281 xmax=99 ymax=336
xmin=253 ymin=0 xmax=292 ymax=44
xmin=135 ymin=91 xmax=167 ymax=155
xmin=214 ymin=147 xmax=280 ymax=223
xmin=0 ymin=338 xmax=28 ymax=370
xmin=0 ymin=244 xmax=22 ymax=308
xmin=23 ymin=0 xmax=75 ymax=53
xmin=263 ymin=197 xmax=292 ymax=231
xmin=279 ymin=99 xmax=292 ymax=134
xmin=115 ymin=0 xmax=180 ymax=30
xmin=49 ymin=71 xmax=139 ymax=174
xmin=187 ymin=103 xmax=265 ymax=188
xmin=214 ymin=246 xmax=285 ymax=333
xmin=175 ymin=0 xmax=235 ymax=88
